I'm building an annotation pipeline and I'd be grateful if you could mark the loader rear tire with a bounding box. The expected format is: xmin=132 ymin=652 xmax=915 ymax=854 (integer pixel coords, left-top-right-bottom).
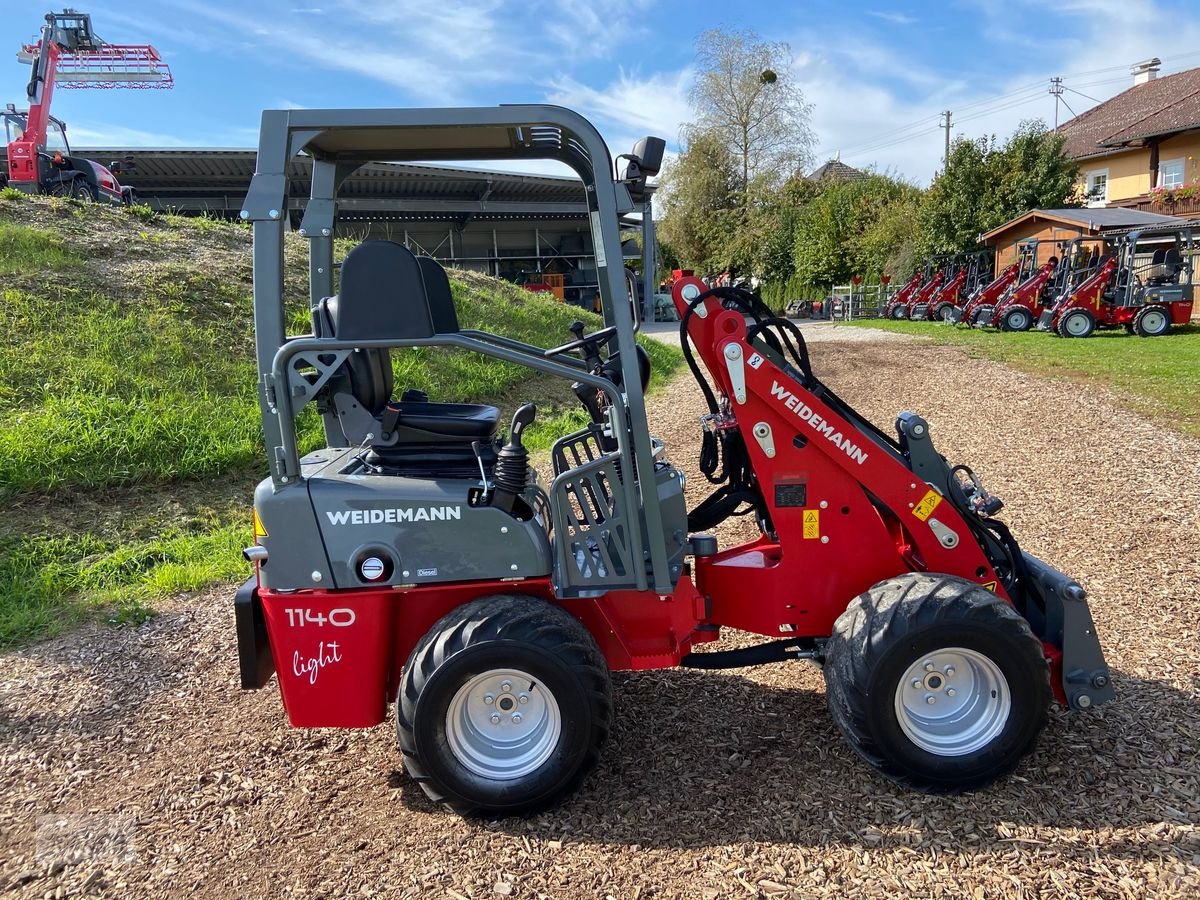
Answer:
xmin=824 ymin=573 xmax=1050 ymax=793
xmin=1133 ymin=305 xmax=1171 ymax=337
xmin=397 ymin=595 xmax=611 ymax=817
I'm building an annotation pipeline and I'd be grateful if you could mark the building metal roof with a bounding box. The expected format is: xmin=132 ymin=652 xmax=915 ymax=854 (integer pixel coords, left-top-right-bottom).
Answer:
xmin=0 ymin=147 xmax=591 ymax=221
xmin=1056 ymin=67 xmax=1200 ymax=160
xmin=980 ymin=206 xmax=1182 ymax=243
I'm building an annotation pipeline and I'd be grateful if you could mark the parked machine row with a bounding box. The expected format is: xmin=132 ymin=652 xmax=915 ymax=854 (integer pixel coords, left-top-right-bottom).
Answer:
xmin=914 ymin=228 xmax=1194 ymax=338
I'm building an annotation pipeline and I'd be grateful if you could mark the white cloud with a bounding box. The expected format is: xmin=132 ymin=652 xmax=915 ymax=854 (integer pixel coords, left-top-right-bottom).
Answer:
xmin=799 ymin=0 xmax=1200 ymax=184
xmin=867 ymin=11 xmax=917 ymax=25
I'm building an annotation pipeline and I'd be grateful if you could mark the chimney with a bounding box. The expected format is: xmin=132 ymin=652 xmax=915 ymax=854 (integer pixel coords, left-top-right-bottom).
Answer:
xmin=1131 ymin=58 xmax=1161 ymax=86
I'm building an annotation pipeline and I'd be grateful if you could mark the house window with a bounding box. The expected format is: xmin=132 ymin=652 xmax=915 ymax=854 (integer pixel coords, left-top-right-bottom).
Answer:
xmin=1086 ymin=169 xmax=1108 ymax=207
xmin=1159 ymin=157 xmax=1185 ymax=189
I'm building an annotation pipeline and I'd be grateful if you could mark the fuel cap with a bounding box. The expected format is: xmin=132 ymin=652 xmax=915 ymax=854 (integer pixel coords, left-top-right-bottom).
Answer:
xmin=360 ymin=556 xmax=386 ymax=581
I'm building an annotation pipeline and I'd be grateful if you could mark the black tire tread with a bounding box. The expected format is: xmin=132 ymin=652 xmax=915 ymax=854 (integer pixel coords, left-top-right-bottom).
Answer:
xmin=397 ymin=594 xmax=611 ymax=816
xmin=824 ymin=573 xmax=1050 ymax=794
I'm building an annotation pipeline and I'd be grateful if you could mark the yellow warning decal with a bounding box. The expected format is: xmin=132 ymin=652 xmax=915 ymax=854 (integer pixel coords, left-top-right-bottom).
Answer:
xmin=252 ymin=509 xmax=268 ymax=539
xmin=803 ymin=509 xmax=820 ymax=539
xmin=912 ymin=489 xmax=943 ymax=522
xmin=981 ymin=580 xmax=998 ymax=593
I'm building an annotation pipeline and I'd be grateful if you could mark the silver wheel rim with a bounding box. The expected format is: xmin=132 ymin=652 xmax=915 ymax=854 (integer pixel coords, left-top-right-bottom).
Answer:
xmin=1008 ymin=310 xmax=1028 ymax=329
xmin=445 ymin=668 xmax=561 ymax=780
xmin=894 ymin=647 xmax=1010 ymax=756
xmin=1141 ymin=309 xmax=1167 ymax=333
xmin=1064 ymin=313 xmax=1090 ymax=336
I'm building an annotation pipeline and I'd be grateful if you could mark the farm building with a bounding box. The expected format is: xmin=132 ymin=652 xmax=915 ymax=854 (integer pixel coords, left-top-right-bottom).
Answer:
xmin=980 ymin=206 xmax=1182 ymax=272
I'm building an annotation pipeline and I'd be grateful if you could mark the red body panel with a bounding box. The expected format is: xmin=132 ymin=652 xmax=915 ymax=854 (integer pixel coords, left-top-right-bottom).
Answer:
xmin=882 ymin=271 xmax=924 ymax=316
xmin=259 ymin=576 xmax=715 ymax=728
xmin=957 ymin=262 xmax=1019 ymax=324
xmin=988 ymin=260 xmax=1058 ymax=325
xmin=904 ymin=271 xmax=944 ymax=316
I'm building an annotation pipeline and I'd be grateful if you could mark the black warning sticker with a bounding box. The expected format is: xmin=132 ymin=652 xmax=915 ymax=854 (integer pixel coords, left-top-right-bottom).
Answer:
xmin=774 ymin=482 xmax=808 ymax=507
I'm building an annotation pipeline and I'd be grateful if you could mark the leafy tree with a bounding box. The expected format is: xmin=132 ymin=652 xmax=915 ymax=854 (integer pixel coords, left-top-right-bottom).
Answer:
xmin=688 ymin=28 xmax=815 ymax=202
xmin=988 ymin=120 xmax=1079 ymax=222
xmin=919 ymin=120 xmax=1079 ymax=254
xmin=656 ymin=128 xmax=740 ymax=272
xmin=792 ymin=174 xmax=920 ymax=289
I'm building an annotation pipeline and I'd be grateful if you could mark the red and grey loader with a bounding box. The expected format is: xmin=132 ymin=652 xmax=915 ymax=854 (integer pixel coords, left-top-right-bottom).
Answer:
xmin=234 ymin=104 xmax=1114 ymax=818
xmin=976 ymin=249 xmax=1064 ymax=331
xmin=1040 ymin=226 xmax=1195 ymax=337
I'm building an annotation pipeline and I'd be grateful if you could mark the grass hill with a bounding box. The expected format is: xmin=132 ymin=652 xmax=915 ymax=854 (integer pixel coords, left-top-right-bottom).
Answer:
xmin=0 ymin=192 xmax=680 ymax=646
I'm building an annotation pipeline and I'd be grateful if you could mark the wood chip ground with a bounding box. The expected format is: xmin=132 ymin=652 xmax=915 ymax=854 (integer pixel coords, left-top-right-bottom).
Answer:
xmin=2 ymin=332 xmax=1198 ymax=898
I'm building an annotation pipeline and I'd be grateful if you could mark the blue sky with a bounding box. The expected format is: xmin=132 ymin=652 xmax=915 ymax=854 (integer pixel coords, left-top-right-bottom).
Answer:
xmin=4 ymin=0 xmax=1199 ymax=184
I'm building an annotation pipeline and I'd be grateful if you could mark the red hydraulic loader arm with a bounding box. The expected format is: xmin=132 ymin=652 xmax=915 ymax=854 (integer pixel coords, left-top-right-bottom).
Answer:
xmin=882 ymin=270 xmax=923 ymax=317
xmin=903 ymin=268 xmax=944 ymax=317
xmin=982 ymin=257 xmax=1060 ymax=329
xmin=670 ymin=277 xmax=1111 ymax=709
xmin=950 ymin=261 xmax=1019 ymax=324
xmin=924 ymin=265 xmax=968 ymax=321
xmin=6 ymin=10 xmax=171 ymax=194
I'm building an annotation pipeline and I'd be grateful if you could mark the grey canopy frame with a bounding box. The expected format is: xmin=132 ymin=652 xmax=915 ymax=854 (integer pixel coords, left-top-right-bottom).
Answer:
xmin=242 ymin=105 xmax=673 ymax=593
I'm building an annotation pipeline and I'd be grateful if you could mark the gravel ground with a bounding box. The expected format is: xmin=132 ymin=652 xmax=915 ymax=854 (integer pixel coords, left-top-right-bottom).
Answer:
xmin=2 ymin=336 xmax=1198 ymax=899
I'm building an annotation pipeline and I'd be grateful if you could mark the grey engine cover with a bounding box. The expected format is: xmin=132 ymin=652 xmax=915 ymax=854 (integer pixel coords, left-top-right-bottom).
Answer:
xmin=258 ymin=448 xmax=551 ymax=590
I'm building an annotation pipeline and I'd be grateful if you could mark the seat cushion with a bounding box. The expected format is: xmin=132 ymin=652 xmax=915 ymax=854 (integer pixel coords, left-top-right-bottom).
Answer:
xmin=385 ymin=401 xmax=500 ymax=441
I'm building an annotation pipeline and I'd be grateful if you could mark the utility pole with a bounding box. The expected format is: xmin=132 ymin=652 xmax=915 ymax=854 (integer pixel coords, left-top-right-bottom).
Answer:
xmin=939 ymin=110 xmax=953 ymax=169
xmin=1048 ymin=77 xmax=1064 ymax=128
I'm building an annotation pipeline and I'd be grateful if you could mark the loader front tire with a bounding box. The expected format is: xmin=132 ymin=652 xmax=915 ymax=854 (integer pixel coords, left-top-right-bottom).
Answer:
xmin=397 ymin=595 xmax=611 ymax=817
xmin=824 ymin=573 xmax=1050 ymax=793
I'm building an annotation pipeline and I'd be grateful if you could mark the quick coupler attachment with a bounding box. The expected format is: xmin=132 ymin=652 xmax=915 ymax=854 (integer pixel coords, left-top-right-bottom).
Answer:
xmin=1021 ymin=552 xmax=1114 ymax=711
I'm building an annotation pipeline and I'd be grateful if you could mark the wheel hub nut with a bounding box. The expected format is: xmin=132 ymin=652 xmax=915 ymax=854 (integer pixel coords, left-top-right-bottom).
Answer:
xmin=512 ymin=713 xmax=522 ymax=723
xmin=926 ymin=695 xmax=936 ymax=705
xmin=490 ymin=713 xmax=501 ymax=725
xmin=947 ymin=688 xmax=957 ymax=698
xmin=519 ymin=694 xmax=529 ymax=704
xmin=483 ymin=694 xmax=495 ymax=705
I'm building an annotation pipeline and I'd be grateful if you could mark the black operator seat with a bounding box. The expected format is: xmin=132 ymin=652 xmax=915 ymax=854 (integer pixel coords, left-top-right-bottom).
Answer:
xmin=316 ymin=241 xmax=499 ymax=470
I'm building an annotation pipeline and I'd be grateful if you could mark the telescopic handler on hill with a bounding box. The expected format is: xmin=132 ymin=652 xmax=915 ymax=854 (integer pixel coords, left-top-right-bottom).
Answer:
xmin=234 ymin=104 xmax=1113 ymax=817
xmin=2 ymin=9 xmax=172 ymax=203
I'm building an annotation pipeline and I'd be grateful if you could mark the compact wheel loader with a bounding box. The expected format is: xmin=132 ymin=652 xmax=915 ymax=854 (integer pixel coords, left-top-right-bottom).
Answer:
xmin=234 ymin=105 xmax=1113 ymax=817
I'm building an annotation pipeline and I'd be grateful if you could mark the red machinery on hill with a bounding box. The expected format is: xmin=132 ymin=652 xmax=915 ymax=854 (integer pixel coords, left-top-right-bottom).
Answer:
xmin=2 ymin=9 xmax=172 ymax=203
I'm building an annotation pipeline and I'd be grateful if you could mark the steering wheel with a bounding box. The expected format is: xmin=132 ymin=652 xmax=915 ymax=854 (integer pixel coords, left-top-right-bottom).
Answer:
xmin=544 ymin=323 xmax=618 ymax=360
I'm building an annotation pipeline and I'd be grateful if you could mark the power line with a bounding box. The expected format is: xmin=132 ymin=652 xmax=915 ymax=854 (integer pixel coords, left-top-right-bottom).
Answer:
xmin=1064 ymin=85 xmax=1102 ymax=104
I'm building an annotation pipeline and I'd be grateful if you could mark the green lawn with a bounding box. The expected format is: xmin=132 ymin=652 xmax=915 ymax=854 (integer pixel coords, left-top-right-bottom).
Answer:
xmin=847 ymin=319 xmax=1200 ymax=436
xmin=0 ymin=194 xmax=680 ymax=646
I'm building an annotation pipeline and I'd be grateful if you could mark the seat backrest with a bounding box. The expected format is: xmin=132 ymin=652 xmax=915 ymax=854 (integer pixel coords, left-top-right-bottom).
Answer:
xmin=417 ymin=256 xmax=461 ymax=334
xmin=317 ymin=240 xmax=434 ymax=418
xmin=336 ymin=240 xmax=434 ymax=340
